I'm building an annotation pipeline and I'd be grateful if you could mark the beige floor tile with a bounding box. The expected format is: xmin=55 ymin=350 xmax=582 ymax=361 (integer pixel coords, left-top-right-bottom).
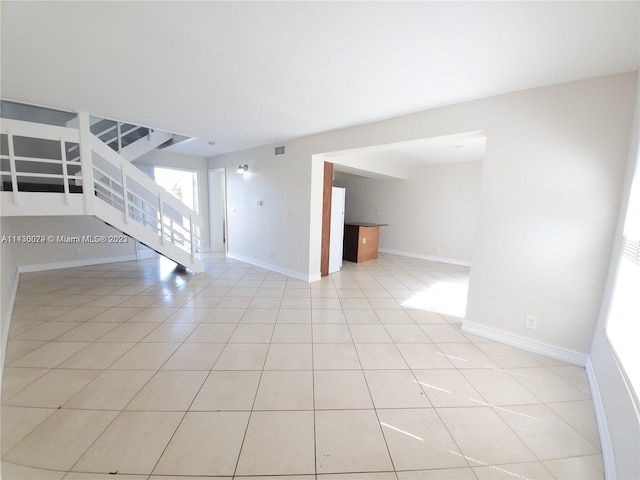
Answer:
xmin=312 ymin=309 xmax=347 ymax=323
xmin=365 ymin=370 xmax=430 ymax=408
xmin=495 ymin=403 xmax=599 ymax=460
xmin=127 ymin=307 xmax=179 ymax=323
xmin=54 ymin=322 xmax=119 ymax=342
xmin=58 ymin=342 xmax=134 ymax=369
xmin=254 ymin=371 xmax=314 ymax=410
xmin=264 ymin=343 xmax=312 ymax=370
xmin=212 ymin=343 xmax=269 ymax=370
xmin=89 ymin=307 xmax=143 ymax=322
xmin=420 ymin=324 xmax=469 ymax=343
xmin=344 ymin=310 xmax=380 ymax=324
xmin=460 ymin=368 xmax=541 ymax=406
xmin=141 ymin=322 xmax=198 ymax=342
xmin=9 ymin=341 xmax=91 ymax=368
xmin=217 ymin=296 xmax=252 ymax=308
xmin=414 ymin=369 xmax=485 ymax=407
xmin=406 ymin=310 xmax=448 ymax=324
xmin=14 ymin=322 xmax=80 ymax=341
xmin=396 ymin=343 xmax=455 ymax=369
xmin=161 ymin=343 xmax=224 ymax=370
xmin=166 ymin=306 xmax=212 ymax=323
xmin=150 ymin=295 xmax=193 ymax=308
xmin=154 ymin=411 xmax=250 ymax=476
xmin=314 ymin=370 xmax=374 ymax=410
xmin=183 ymin=296 xmax=223 ymax=308
xmin=378 ymin=408 xmax=468 ymax=470
xmin=435 ymin=343 xmax=500 ymax=369
xmin=3 ymin=340 xmax=47 ymax=365
xmin=355 ymin=343 xmax=408 ymax=369
xmin=321 ymin=473 xmax=397 ymax=480
xmin=1 ymin=405 xmax=56 ymax=455
xmin=549 ymin=364 xmax=592 ymax=396
xmin=476 ymin=342 xmax=544 ymax=368
xmin=108 ymin=343 xmax=180 ymax=370
xmin=228 ymin=323 xmax=275 ymax=343
xmin=64 ymin=370 xmax=155 ymax=410
xmin=5 ymin=369 xmax=100 ymax=408
xmin=277 ymin=309 xmax=312 ymax=323
xmin=543 ymin=454 xmax=604 ymax=480
xmin=185 ymin=323 xmax=236 ymax=342
xmin=312 ymin=298 xmax=344 ymax=309
xmin=396 ymin=468 xmax=477 ymax=479
xmin=190 ymin=371 xmax=261 ymax=411
xmin=9 ymin=321 xmax=47 ymax=339
xmin=437 ymin=406 xmax=537 ymax=465
xmin=511 ymin=366 xmax=590 ymax=403
xmin=313 ymin=324 xmax=353 ymax=343
xmin=271 ymin=323 xmax=313 ymax=343
xmin=547 ymin=400 xmax=601 ymax=448
xmin=4 ymin=409 xmax=117 ymax=471
xmin=315 ymin=409 xmax=394 ymax=474
xmin=117 ymin=295 xmax=159 ymax=308
xmin=236 ymin=411 xmax=315 ymax=476
xmin=1 ymin=366 xmax=50 ymax=402
xmin=313 ymin=343 xmax=361 ymax=370
xmin=339 ymin=298 xmax=372 ymax=310
xmin=95 ymin=322 xmax=159 ymax=343
xmin=72 ymin=411 xmax=183 ymax=475
xmin=385 ymin=324 xmax=431 ymax=343
xmin=349 ymin=324 xmax=393 ymax=343
xmin=1 ymin=462 xmax=66 ymax=479
xmin=126 ymin=370 xmax=207 ymax=411
xmin=64 ymin=472 xmax=148 ymax=480
xmin=203 ymin=307 xmax=245 ymax=323
xmin=473 ymin=461 xmax=555 ymax=479
xmin=241 ymin=307 xmax=280 ymax=321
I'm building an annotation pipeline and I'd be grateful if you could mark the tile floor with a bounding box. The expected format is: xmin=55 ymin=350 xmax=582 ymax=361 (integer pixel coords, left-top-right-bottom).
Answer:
xmin=1 ymin=253 xmax=604 ymax=479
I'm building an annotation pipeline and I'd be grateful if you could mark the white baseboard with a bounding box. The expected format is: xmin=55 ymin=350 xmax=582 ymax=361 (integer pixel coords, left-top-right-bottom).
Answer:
xmin=585 ymin=357 xmax=616 ymax=480
xmin=226 ymin=252 xmax=312 ymax=283
xmin=461 ymin=320 xmax=589 ymax=366
xmin=379 ymin=248 xmax=471 ymax=267
xmin=18 ymin=254 xmax=138 ymax=274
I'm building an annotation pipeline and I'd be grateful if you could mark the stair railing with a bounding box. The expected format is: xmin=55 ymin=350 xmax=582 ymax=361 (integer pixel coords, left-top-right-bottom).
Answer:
xmin=1 ymin=113 xmax=203 ymax=269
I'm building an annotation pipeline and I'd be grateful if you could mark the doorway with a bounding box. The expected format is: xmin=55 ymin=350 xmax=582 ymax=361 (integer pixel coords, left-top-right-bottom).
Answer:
xmin=208 ymin=168 xmax=227 ymax=253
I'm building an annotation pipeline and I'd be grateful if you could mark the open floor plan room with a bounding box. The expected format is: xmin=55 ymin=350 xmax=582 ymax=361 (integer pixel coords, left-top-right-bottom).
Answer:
xmin=1 ymin=254 xmax=602 ymax=480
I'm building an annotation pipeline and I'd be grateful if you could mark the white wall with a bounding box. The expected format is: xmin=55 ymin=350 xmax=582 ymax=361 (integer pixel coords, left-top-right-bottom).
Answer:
xmin=208 ymin=144 xmax=313 ymax=280
xmin=588 ymin=72 xmax=640 ymax=480
xmin=134 ymin=150 xmax=211 ymax=252
xmin=336 ymin=162 xmax=483 ymax=264
xmin=211 ymin=72 xmax=636 ymax=358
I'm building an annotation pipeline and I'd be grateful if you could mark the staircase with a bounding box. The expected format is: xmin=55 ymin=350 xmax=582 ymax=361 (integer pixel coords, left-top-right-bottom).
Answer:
xmin=0 ymin=111 xmax=204 ymax=272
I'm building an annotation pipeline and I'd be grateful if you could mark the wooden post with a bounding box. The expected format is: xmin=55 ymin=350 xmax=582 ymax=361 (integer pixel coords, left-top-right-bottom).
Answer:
xmin=320 ymin=161 xmax=334 ymax=277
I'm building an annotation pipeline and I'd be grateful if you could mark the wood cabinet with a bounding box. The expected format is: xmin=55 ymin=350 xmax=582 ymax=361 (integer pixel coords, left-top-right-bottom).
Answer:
xmin=343 ymin=223 xmax=386 ymax=263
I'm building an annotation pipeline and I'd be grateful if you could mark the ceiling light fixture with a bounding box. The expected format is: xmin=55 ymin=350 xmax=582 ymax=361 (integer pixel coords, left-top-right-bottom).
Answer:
xmin=236 ymin=164 xmax=248 ymax=174
xmin=208 ymin=141 xmax=216 ymax=146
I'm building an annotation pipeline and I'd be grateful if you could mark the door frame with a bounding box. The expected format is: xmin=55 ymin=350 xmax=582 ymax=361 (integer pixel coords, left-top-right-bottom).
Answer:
xmin=208 ymin=168 xmax=228 ymax=254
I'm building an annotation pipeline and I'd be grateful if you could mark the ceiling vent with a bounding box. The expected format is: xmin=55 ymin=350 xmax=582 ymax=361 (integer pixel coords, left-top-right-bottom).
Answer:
xmin=275 ymin=146 xmax=285 ymax=156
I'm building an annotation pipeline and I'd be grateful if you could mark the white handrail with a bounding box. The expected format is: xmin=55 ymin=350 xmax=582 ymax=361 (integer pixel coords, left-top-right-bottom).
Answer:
xmin=1 ymin=112 xmax=203 ymax=270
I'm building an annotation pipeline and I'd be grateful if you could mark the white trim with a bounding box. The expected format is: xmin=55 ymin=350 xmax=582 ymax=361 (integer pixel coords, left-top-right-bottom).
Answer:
xmin=461 ymin=320 xmax=588 ymax=366
xmin=379 ymin=248 xmax=471 ymax=267
xmin=226 ymin=252 xmax=311 ymax=283
xmin=17 ymin=254 xmax=138 ymax=274
xmin=585 ymin=357 xmax=616 ymax=480
xmin=0 ymin=267 xmax=20 ymax=401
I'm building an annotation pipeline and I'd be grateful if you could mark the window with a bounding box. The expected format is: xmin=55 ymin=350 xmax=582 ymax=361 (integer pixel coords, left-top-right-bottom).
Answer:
xmin=606 ymin=150 xmax=640 ymax=402
xmin=153 ymin=167 xmax=199 ymax=213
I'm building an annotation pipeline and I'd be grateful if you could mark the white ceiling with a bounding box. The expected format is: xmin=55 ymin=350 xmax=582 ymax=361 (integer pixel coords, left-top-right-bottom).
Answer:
xmin=1 ymin=1 xmax=638 ymax=158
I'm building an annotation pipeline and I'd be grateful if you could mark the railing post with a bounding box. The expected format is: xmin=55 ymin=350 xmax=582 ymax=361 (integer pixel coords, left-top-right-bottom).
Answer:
xmin=60 ymin=138 xmax=70 ymax=205
xmin=121 ymin=165 xmax=129 ymax=224
xmin=158 ymin=192 xmax=165 ymax=245
xmin=117 ymin=121 xmax=122 ymax=153
xmin=77 ymin=111 xmax=96 ymax=215
xmin=190 ymin=214 xmax=196 ymax=262
xmin=7 ymin=130 xmax=20 ymax=205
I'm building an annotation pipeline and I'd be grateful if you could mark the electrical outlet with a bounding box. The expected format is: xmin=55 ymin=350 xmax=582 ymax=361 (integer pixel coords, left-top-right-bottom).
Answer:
xmin=525 ymin=315 xmax=538 ymax=330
